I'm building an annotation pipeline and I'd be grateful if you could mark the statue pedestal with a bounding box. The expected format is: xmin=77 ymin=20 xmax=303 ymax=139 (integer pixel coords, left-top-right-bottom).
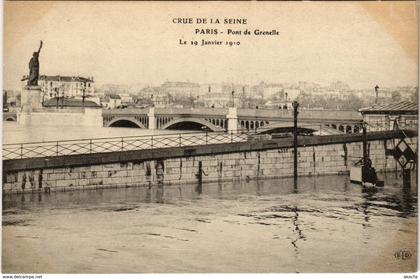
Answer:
xmin=18 ymin=86 xmax=42 ymax=125
xmin=17 ymin=85 xmax=103 ymax=127
xmin=21 ymin=85 xmax=42 ymax=112
xmin=148 ymin=107 xmax=156 ymax=130
xmin=227 ymin=107 xmax=238 ymax=133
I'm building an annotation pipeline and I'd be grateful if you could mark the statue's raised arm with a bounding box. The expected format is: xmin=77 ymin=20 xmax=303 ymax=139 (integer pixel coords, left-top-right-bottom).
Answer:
xmin=37 ymin=40 xmax=43 ymax=54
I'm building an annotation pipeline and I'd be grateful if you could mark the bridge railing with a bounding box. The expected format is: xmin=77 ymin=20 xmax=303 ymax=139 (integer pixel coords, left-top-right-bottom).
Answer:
xmin=237 ymin=108 xmax=361 ymax=120
xmin=3 ymin=131 xmax=251 ymax=160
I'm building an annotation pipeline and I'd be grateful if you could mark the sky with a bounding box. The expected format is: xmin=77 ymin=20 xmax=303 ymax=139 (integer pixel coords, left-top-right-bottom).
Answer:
xmin=3 ymin=1 xmax=418 ymax=90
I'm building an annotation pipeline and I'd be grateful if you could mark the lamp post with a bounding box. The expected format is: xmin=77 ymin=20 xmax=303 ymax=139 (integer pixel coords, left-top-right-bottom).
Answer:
xmin=292 ymin=101 xmax=299 ymax=185
xmin=82 ymin=82 xmax=86 ymax=108
xmin=60 ymin=88 xmax=64 ymax=109
xmin=362 ymin=121 xmax=368 ymax=165
xmin=40 ymin=89 xmax=45 ymax=106
xmin=374 ymin=85 xmax=379 ymax=104
xmin=55 ymin=88 xmax=59 ymax=109
xmin=231 ymin=90 xmax=235 ymax=107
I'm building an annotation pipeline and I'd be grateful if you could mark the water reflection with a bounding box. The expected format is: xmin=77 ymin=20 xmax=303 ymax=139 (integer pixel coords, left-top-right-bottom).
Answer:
xmin=401 ymin=185 xmax=414 ymax=217
xmin=343 ymin=179 xmax=349 ymax=192
xmin=3 ymin=174 xmax=417 ymax=219
xmin=354 ymin=179 xmax=417 ymax=221
xmin=293 ymin=179 xmax=298 ymax=194
xmin=156 ymin=183 xmax=164 ymax=203
xmin=3 ymin=173 xmax=417 ymax=273
xmin=360 ymin=191 xmax=374 ymax=227
xmin=291 ymin=206 xmax=305 ymax=252
xmin=256 ymin=179 xmax=261 ymax=196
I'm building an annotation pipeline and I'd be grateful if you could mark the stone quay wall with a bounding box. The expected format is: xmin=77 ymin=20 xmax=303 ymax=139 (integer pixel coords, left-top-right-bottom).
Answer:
xmin=3 ymin=134 xmax=417 ymax=194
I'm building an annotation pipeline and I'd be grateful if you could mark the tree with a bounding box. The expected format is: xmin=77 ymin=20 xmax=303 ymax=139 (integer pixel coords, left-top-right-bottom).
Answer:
xmin=343 ymin=94 xmax=363 ymax=110
xmin=391 ymin=91 xmax=401 ymax=101
xmin=409 ymin=88 xmax=418 ymax=103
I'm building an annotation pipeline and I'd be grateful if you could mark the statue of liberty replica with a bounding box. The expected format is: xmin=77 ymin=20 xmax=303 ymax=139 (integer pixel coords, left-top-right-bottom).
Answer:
xmin=27 ymin=40 xmax=43 ymax=86
xmin=19 ymin=40 xmax=44 ymax=121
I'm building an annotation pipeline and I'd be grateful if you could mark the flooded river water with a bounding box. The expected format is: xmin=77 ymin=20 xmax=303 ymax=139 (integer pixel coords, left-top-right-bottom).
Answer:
xmin=3 ymin=122 xmax=183 ymax=144
xmin=2 ymin=173 xmax=417 ymax=273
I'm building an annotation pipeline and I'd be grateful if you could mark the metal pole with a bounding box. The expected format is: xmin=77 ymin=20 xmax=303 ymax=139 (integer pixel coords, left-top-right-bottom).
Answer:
xmin=292 ymin=101 xmax=299 ymax=183
xmin=362 ymin=121 xmax=368 ymax=164
xmin=56 ymin=90 xmax=59 ymax=109
xmin=82 ymin=83 xmax=86 ymax=108
xmin=403 ymin=169 xmax=411 ymax=189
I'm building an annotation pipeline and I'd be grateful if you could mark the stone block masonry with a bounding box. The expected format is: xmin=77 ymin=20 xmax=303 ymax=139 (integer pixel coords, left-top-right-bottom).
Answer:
xmin=3 ymin=131 xmax=417 ymax=194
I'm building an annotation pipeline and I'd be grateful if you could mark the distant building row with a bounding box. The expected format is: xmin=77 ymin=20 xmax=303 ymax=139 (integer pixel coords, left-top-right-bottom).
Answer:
xmin=22 ymin=75 xmax=95 ymax=99
xmin=17 ymin=75 xmax=417 ymax=110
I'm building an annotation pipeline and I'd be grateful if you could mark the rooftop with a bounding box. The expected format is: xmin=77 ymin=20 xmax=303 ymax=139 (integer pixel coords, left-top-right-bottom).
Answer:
xmin=22 ymin=75 xmax=94 ymax=82
xmin=108 ymin=94 xmax=121 ymax=99
xmin=162 ymin=81 xmax=200 ymax=88
xmin=359 ymin=101 xmax=418 ymax=115
xmin=43 ymin=97 xmax=101 ymax=108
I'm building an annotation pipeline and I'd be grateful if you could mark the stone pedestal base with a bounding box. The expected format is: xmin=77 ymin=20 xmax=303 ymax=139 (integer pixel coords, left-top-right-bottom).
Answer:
xmin=17 ymin=86 xmax=103 ymax=127
xmin=148 ymin=107 xmax=156 ymax=130
xmin=18 ymin=86 xmax=42 ymax=125
xmin=18 ymin=107 xmax=103 ymax=127
xmin=227 ymin=107 xmax=238 ymax=133
xmin=20 ymin=85 xmax=42 ymax=113
xmin=17 ymin=112 xmax=31 ymax=125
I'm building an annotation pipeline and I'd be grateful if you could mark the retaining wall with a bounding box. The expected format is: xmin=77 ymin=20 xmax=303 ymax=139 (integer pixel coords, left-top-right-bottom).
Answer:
xmin=3 ymin=136 xmax=417 ymax=194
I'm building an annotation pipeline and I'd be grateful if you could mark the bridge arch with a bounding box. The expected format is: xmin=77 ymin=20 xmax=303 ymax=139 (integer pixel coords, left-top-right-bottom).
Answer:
xmin=107 ymin=117 xmax=146 ymax=128
xmin=4 ymin=116 xmax=16 ymax=121
xmin=160 ymin=118 xmax=224 ymax=132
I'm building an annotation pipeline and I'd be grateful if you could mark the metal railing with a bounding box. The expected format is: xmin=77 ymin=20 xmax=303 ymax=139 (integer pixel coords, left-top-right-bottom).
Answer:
xmin=3 ymin=131 xmax=251 ymax=160
xmin=3 ymin=121 xmax=375 ymax=161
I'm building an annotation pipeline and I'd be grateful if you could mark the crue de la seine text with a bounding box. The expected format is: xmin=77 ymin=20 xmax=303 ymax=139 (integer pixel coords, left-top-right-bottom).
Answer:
xmin=172 ymin=17 xmax=279 ymax=47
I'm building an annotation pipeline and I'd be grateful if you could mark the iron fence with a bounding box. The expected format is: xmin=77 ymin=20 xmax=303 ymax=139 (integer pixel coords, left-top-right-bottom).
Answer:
xmin=3 ymin=131 xmax=250 ymax=160
xmin=4 ymin=123 xmax=362 ymax=160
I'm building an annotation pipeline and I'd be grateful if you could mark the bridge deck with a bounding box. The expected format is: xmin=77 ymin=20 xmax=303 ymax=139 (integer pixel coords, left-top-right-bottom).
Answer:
xmin=102 ymin=107 xmax=362 ymax=121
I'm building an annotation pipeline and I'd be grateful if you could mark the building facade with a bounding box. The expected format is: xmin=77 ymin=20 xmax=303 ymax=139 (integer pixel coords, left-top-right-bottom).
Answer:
xmin=359 ymin=101 xmax=418 ymax=132
xmin=21 ymin=75 xmax=95 ymax=101
xmin=162 ymin=81 xmax=200 ymax=98
xmin=102 ymin=95 xmax=122 ymax=109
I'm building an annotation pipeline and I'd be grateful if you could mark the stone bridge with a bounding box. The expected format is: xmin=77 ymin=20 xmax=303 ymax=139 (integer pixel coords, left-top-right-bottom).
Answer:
xmin=102 ymin=107 xmax=363 ymax=133
xmin=3 ymin=112 xmax=17 ymax=121
xmin=5 ymin=107 xmax=363 ymax=133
